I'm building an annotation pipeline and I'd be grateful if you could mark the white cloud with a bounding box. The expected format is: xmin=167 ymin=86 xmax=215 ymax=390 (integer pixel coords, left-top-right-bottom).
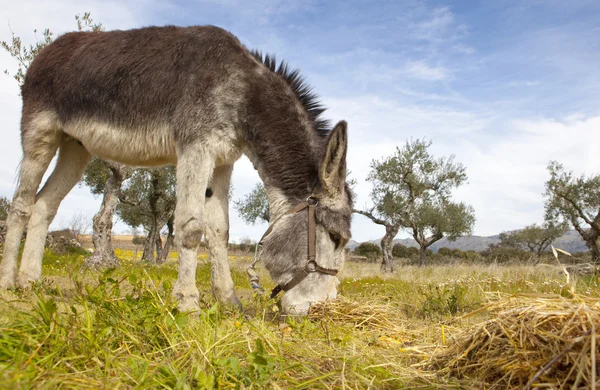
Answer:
xmin=507 ymin=80 xmax=541 ymax=87
xmin=405 ymin=60 xmax=448 ymax=81
xmin=453 ymin=44 xmax=475 ymax=55
xmin=410 ymin=6 xmax=455 ymax=42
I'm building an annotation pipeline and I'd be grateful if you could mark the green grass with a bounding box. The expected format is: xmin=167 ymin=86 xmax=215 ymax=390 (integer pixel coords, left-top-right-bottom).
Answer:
xmin=0 ymin=250 xmax=598 ymax=389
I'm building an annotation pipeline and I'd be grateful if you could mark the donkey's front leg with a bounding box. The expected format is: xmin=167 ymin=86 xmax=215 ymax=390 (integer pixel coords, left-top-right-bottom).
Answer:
xmin=172 ymin=146 xmax=214 ymax=312
xmin=204 ymin=165 xmax=242 ymax=309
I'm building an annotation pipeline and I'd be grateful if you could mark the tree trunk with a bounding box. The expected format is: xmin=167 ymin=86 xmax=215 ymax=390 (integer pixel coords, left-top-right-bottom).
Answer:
xmin=590 ymin=235 xmax=600 ymax=264
xmin=141 ymin=223 xmax=158 ymax=263
xmin=571 ymin=220 xmax=600 ymax=263
xmin=533 ymin=249 xmax=542 ymax=265
xmin=380 ymin=226 xmax=398 ymax=273
xmin=141 ymin=173 xmax=162 ymax=263
xmin=155 ymin=233 xmax=163 ymax=262
xmin=418 ymin=245 xmax=426 ymax=267
xmin=413 ymin=228 xmax=443 ymax=267
xmin=158 ymin=216 xmax=174 ymax=265
xmin=84 ymin=165 xmax=124 ymax=269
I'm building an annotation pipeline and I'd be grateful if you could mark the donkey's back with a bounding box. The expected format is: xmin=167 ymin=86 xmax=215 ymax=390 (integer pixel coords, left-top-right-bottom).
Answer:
xmin=23 ymin=25 xmax=254 ymax=166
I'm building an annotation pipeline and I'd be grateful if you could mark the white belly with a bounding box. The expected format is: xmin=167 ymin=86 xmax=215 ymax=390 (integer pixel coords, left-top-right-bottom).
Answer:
xmin=64 ymin=119 xmax=178 ymax=166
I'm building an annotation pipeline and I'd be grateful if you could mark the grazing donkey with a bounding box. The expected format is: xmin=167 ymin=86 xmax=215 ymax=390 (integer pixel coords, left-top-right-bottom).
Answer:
xmin=0 ymin=26 xmax=352 ymax=315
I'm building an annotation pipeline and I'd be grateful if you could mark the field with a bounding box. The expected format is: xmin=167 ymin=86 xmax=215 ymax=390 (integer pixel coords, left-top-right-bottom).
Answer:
xmin=1 ymin=248 xmax=599 ymax=389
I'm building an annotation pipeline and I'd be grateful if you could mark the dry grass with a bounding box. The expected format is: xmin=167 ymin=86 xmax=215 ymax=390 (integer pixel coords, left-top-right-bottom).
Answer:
xmin=429 ymin=295 xmax=600 ymax=389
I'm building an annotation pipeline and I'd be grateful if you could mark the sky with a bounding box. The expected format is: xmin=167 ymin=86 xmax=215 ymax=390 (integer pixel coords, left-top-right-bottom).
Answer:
xmin=0 ymin=0 xmax=599 ymax=243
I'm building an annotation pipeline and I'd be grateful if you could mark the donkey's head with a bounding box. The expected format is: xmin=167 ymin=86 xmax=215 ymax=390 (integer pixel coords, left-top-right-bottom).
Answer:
xmin=261 ymin=121 xmax=352 ymax=315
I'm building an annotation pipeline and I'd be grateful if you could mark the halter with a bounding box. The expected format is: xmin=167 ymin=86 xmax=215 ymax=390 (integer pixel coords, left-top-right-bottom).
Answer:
xmin=247 ymin=196 xmax=339 ymax=299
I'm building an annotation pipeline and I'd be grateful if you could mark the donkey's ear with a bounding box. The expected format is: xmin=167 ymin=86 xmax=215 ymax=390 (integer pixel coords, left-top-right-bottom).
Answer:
xmin=319 ymin=120 xmax=348 ymax=198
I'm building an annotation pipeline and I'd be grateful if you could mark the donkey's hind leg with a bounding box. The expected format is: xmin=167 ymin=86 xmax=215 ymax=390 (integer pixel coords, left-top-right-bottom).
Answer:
xmin=204 ymin=164 xmax=241 ymax=309
xmin=0 ymin=114 xmax=61 ymax=289
xmin=18 ymin=137 xmax=91 ymax=287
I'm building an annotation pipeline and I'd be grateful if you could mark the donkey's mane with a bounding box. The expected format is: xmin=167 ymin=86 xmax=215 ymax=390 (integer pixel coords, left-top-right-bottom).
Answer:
xmin=250 ymin=50 xmax=330 ymax=136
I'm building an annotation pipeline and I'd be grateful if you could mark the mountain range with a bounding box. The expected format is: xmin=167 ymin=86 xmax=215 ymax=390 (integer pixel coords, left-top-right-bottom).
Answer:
xmin=346 ymin=230 xmax=589 ymax=254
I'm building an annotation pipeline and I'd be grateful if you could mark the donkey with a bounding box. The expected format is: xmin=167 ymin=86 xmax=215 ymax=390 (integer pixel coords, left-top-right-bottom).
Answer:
xmin=0 ymin=25 xmax=353 ymax=315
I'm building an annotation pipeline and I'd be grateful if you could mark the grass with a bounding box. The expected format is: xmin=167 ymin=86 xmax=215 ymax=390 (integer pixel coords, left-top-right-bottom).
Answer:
xmin=0 ymin=249 xmax=599 ymax=389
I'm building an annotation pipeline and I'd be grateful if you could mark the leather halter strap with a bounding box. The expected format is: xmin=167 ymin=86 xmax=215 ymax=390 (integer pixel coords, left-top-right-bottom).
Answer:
xmin=254 ymin=197 xmax=339 ymax=299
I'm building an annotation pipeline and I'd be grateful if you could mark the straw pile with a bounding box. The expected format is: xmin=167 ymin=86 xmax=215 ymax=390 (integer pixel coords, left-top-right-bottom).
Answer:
xmin=429 ymin=295 xmax=600 ymax=389
xmin=308 ymin=296 xmax=401 ymax=333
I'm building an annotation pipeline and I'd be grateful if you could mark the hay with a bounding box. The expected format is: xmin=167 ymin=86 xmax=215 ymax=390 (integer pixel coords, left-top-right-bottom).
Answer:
xmin=429 ymin=295 xmax=600 ymax=389
xmin=308 ymin=296 xmax=401 ymax=333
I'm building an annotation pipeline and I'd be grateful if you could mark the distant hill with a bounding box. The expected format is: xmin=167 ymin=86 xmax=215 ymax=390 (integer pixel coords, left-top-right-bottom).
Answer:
xmin=347 ymin=230 xmax=589 ymax=253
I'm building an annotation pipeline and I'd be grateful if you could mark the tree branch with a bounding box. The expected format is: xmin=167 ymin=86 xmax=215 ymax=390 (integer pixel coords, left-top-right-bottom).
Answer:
xmin=353 ymin=209 xmax=389 ymax=227
xmin=555 ymin=188 xmax=593 ymax=225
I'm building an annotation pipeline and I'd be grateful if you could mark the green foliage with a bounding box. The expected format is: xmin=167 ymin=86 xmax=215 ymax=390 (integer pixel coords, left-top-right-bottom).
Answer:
xmin=353 ymin=242 xmax=382 ymax=261
xmin=368 ymin=139 xmax=468 ymax=225
xmin=545 ymin=161 xmax=600 ymax=259
xmin=0 ymin=196 xmax=10 ymax=221
xmin=363 ymin=139 xmax=475 ymax=264
xmin=80 ymin=158 xmax=113 ymax=195
xmin=117 ymin=167 xmax=176 ymax=231
xmin=392 ymin=243 xmax=419 ymax=258
xmin=230 ymin=237 xmax=256 ymax=253
xmin=482 ymin=244 xmax=531 ymax=263
xmin=420 ymin=282 xmax=468 ymax=317
xmin=75 ymin=12 xmax=104 ymax=33
xmin=1 ymin=13 xmax=102 ymax=88
xmin=132 ymin=236 xmax=146 ymax=246
xmin=498 ymin=222 xmax=568 ymax=256
xmin=1 ymin=28 xmax=53 ymax=86
xmin=437 ymin=247 xmax=453 ymax=257
xmin=234 ymin=183 xmax=270 ymax=224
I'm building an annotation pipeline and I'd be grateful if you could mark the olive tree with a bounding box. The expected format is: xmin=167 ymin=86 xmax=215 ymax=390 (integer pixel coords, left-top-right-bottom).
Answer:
xmin=81 ymin=160 xmax=128 ymax=268
xmin=0 ymin=197 xmax=10 ymax=221
xmin=117 ymin=167 xmax=176 ymax=264
xmin=545 ymin=161 xmax=600 ymax=262
xmin=234 ymin=183 xmax=269 ymax=224
xmin=356 ymin=139 xmax=475 ymax=270
xmin=498 ymin=222 xmax=568 ymax=263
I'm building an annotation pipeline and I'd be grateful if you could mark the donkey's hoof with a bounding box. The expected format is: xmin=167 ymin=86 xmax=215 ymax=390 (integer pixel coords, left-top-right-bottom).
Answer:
xmin=213 ymin=287 xmax=243 ymax=311
xmin=224 ymin=294 xmax=243 ymax=311
xmin=0 ymin=276 xmax=15 ymax=290
xmin=173 ymin=288 xmax=200 ymax=313
xmin=177 ymin=298 xmax=200 ymax=313
xmin=17 ymin=274 xmax=38 ymax=289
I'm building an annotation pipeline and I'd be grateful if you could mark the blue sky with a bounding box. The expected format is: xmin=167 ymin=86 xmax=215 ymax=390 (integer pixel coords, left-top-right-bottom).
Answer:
xmin=0 ymin=0 xmax=599 ymax=243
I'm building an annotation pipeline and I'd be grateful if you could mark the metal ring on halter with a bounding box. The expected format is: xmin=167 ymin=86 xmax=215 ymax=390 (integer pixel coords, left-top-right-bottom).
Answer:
xmin=306 ymin=196 xmax=319 ymax=206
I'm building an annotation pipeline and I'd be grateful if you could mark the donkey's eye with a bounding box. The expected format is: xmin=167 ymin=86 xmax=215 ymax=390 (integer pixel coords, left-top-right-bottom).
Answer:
xmin=329 ymin=232 xmax=341 ymax=250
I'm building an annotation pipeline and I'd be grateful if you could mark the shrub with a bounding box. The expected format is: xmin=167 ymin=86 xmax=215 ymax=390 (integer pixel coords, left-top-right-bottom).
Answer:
xmin=353 ymin=242 xmax=381 ymax=261
xmin=437 ymin=247 xmax=453 ymax=257
xmin=482 ymin=244 xmax=531 ymax=264
xmin=392 ymin=244 xmax=419 ymax=258
xmin=132 ymin=236 xmax=146 ymax=246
